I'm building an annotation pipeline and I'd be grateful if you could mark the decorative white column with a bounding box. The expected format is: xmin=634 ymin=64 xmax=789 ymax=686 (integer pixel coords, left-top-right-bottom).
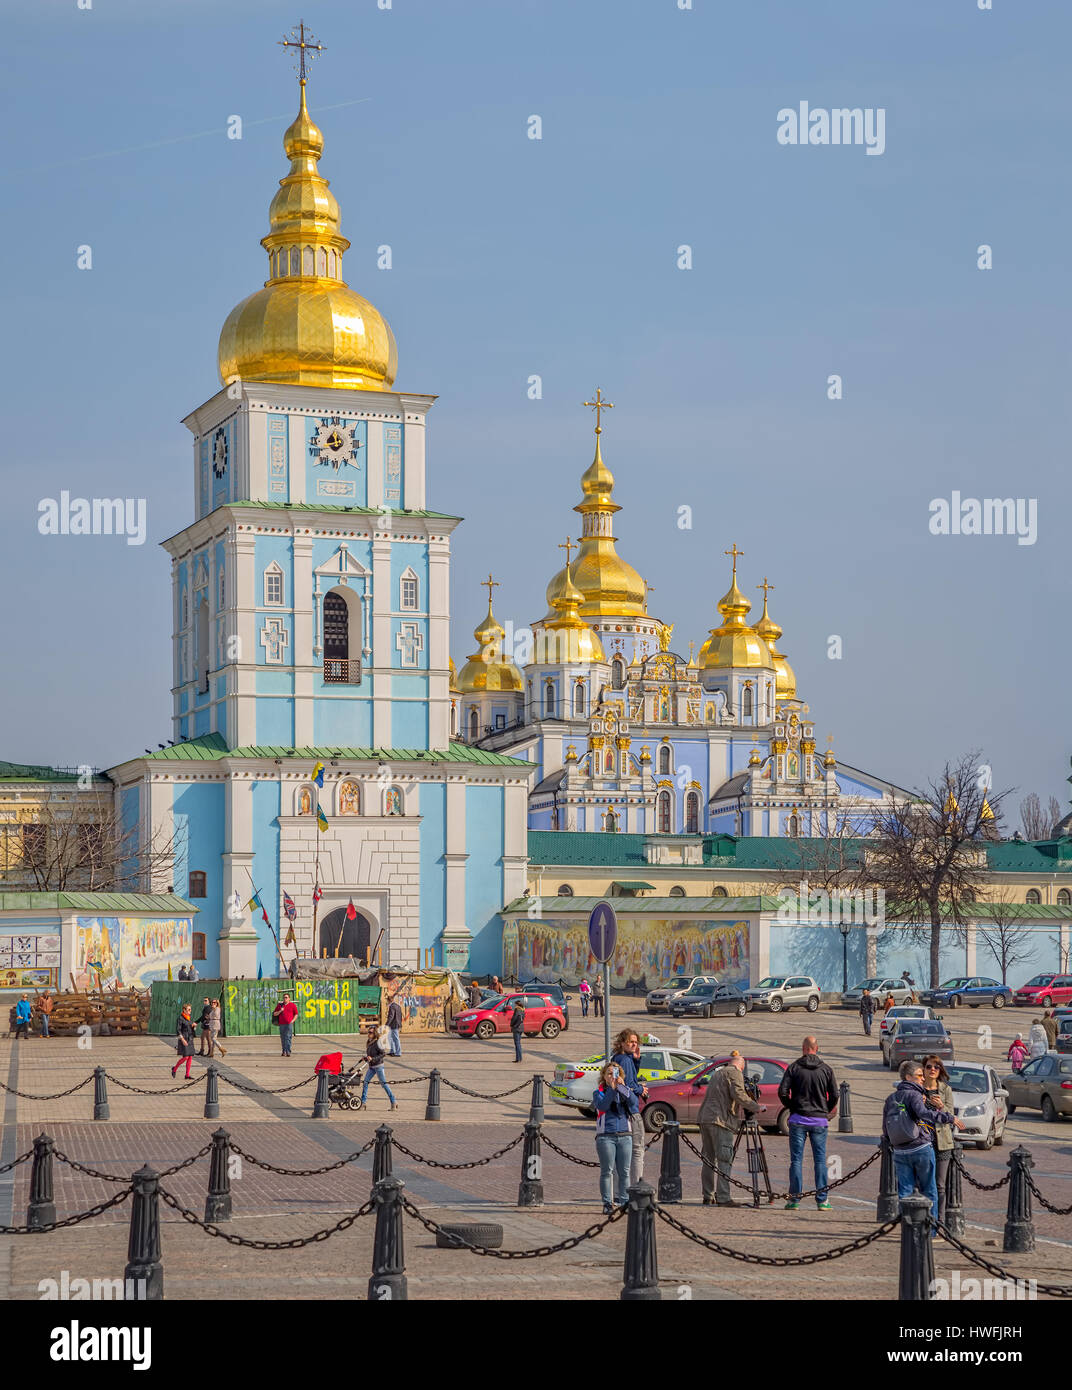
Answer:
xmin=292 ymin=536 xmax=314 ymax=746
xmin=218 ymin=776 xmax=260 ymax=978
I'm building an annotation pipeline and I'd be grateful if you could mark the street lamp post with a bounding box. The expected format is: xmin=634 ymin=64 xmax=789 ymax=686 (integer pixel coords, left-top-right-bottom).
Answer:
xmin=839 ymin=920 xmax=851 ymax=994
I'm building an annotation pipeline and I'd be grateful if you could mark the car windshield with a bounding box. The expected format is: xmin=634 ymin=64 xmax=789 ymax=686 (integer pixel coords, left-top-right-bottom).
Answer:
xmin=854 ymin=979 xmax=884 ymax=991
xmin=755 ymin=978 xmax=785 ymax=989
xmin=673 ymin=1060 xmax=714 ymax=1080
xmin=897 ymin=1021 xmax=947 ymax=1035
xmin=684 ymin=979 xmax=714 ymax=993
xmin=938 ymin=980 xmax=970 ymax=990
xmin=946 ymin=1067 xmax=989 ymax=1094
xmin=1023 ymin=975 xmax=1056 ymax=987
xmin=891 ymin=1008 xmax=927 ymax=1017
xmin=662 ymin=977 xmax=693 ymax=990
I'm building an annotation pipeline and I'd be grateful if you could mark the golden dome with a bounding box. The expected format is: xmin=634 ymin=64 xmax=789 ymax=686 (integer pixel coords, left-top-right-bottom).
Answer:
xmin=701 ymin=560 xmax=774 ymax=672
xmin=217 ymin=85 xmax=397 ymax=390
xmin=456 ymin=593 xmax=524 ymax=694
xmin=754 ymin=584 xmax=797 ymax=699
xmin=532 ymin=566 xmax=606 ymax=666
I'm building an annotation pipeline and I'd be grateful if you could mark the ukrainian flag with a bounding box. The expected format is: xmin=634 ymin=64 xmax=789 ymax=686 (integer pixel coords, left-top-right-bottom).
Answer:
xmin=312 ymin=762 xmax=325 ymax=788
xmin=247 ymin=892 xmax=263 ymax=912
xmin=316 ymin=804 xmax=329 ymax=832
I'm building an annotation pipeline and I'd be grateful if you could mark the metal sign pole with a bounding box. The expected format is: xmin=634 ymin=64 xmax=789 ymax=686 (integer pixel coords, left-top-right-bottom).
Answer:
xmin=603 ymin=960 xmax=611 ymax=1062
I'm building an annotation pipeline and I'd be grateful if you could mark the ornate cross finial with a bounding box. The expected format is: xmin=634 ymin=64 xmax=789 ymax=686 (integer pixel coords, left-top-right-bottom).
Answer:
xmin=558 ymin=536 xmax=575 ymax=568
xmin=481 ymin=573 xmax=500 ymax=606
xmin=643 ymin=579 xmax=655 ymax=613
xmin=279 ymin=20 xmax=325 ymax=85
xmin=583 ymin=388 xmax=615 ymax=434
xmin=826 ymin=732 xmax=835 ymax=748
xmin=757 ymin=576 xmax=774 ymax=603
xmin=724 ymin=543 xmax=744 ymax=583
xmin=689 ymin=640 xmax=695 ymax=662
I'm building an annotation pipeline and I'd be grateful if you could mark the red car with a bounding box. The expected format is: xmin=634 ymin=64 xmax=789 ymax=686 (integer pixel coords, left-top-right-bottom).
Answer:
xmin=1014 ymin=974 xmax=1072 ymax=1008
xmin=640 ymin=1055 xmax=793 ymax=1135
xmin=453 ymin=992 xmax=565 ymax=1041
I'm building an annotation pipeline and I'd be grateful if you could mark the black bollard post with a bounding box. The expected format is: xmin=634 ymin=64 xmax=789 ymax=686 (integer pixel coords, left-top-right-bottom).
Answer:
xmin=93 ymin=1065 xmax=110 ymax=1122
xmin=367 ymin=1177 xmax=408 ymax=1302
xmin=838 ymin=1081 xmax=854 ymax=1134
xmin=27 ymin=1133 xmax=56 ymax=1230
xmin=204 ymin=1065 xmax=220 ymax=1120
xmin=517 ymin=1121 xmax=544 ymax=1207
xmin=373 ymin=1124 xmax=393 ymax=1184
xmin=657 ymin=1121 xmax=682 ymax=1204
xmin=620 ymin=1181 xmax=661 ymax=1301
xmin=424 ymin=1068 xmax=441 ymax=1122
xmin=204 ymin=1128 xmax=232 ymax=1224
xmin=528 ymin=1073 xmax=545 ymax=1125
xmin=311 ymin=1067 xmax=331 ymax=1119
xmin=124 ymin=1165 xmax=163 ymax=1301
xmin=944 ymin=1145 xmax=965 ymax=1238
xmin=1003 ymin=1145 xmax=1035 ymax=1254
xmin=877 ymin=1135 xmax=898 ymax=1221
xmin=897 ymin=1189 xmax=935 ymax=1301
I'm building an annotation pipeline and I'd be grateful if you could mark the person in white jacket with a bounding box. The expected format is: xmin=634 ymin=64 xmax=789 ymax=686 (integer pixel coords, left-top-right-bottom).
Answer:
xmin=1028 ymin=1021 xmax=1049 ymax=1059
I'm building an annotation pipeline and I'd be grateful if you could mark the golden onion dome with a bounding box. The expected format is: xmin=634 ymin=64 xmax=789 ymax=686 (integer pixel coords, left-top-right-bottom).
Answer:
xmin=701 ymin=561 xmax=774 ymax=672
xmin=532 ymin=566 xmax=606 ymax=666
xmin=456 ymin=593 xmax=524 ymax=694
xmin=754 ymin=586 xmax=797 ymax=698
xmin=217 ymin=84 xmax=397 ymax=390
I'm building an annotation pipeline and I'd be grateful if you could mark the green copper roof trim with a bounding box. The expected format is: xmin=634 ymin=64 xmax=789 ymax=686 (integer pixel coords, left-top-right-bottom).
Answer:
xmin=0 ymin=892 xmax=198 ymax=913
xmin=229 ymin=500 xmax=461 ymax=520
xmin=0 ymin=761 xmax=109 ymax=784
xmin=139 ymin=734 xmax=529 ymax=768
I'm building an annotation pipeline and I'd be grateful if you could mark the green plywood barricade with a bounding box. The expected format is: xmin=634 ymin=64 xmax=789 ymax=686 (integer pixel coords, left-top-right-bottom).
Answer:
xmin=148 ymin=978 xmax=381 ymax=1036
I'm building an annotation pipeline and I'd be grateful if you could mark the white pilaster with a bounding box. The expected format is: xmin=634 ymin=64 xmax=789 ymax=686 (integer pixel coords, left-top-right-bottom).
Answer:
xmin=292 ymin=536 xmax=314 ymax=746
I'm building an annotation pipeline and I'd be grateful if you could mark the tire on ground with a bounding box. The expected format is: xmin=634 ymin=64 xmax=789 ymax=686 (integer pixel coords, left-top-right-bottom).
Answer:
xmin=435 ymin=1221 xmax=505 ymax=1250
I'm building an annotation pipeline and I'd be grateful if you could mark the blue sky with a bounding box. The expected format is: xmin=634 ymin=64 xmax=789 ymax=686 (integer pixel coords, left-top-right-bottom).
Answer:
xmin=2 ymin=0 xmax=1068 ymax=825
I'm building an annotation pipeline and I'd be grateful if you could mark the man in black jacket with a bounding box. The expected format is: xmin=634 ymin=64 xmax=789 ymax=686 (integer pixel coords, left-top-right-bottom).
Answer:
xmin=777 ymin=1036 xmax=839 ymax=1210
xmin=859 ymin=988 xmax=877 ymax=1036
xmin=385 ymin=994 xmax=403 ymax=1056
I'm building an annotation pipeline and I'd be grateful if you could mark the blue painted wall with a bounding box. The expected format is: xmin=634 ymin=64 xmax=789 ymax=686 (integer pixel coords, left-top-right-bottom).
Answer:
xmin=251 ymin=780 xmax=282 ymax=977
xmin=172 ymin=783 xmax=224 ymax=975
xmin=419 ymin=783 xmax=446 ymax=961
xmin=465 ymin=786 xmax=505 ymax=976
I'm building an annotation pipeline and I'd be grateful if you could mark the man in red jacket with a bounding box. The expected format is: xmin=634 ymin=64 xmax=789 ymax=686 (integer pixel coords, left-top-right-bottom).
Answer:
xmin=272 ymin=993 xmax=299 ymax=1057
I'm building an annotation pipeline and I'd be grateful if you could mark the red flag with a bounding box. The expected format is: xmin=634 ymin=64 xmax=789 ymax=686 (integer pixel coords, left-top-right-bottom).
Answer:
xmin=262 ymin=908 xmax=271 ymax=925
xmin=312 ymin=885 xmax=323 ymax=904
xmin=346 ymin=897 xmax=357 ymax=921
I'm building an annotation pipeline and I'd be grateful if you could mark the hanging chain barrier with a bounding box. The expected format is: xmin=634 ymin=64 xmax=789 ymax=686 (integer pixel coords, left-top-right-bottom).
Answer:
xmin=107 ymin=1074 xmax=202 ymax=1095
xmin=390 ymin=1132 xmax=525 ymax=1170
xmin=217 ymin=1072 xmax=317 ymax=1095
xmin=227 ymin=1136 xmax=377 ymax=1176
xmin=0 ymin=1076 xmax=93 ymax=1101
xmin=934 ymin=1219 xmax=1072 ymax=1298
xmin=53 ymin=1142 xmax=214 ymax=1183
xmin=541 ymin=1133 xmax=600 ymax=1168
xmin=159 ymin=1187 xmax=375 ymax=1250
xmin=0 ymin=1185 xmax=133 ymax=1236
xmin=1026 ymin=1172 xmax=1072 ymax=1216
xmin=654 ymin=1203 xmax=902 ymax=1265
xmin=0 ymin=1148 xmax=33 ymax=1174
xmin=959 ymin=1165 xmax=1011 ymax=1193
xmin=438 ymin=1075 xmax=539 ymax=1101
xmin=400 ymin=1194 xmax=625 ymax=1257
xmin=678 ymin=1131 xmax=881 ymax=1199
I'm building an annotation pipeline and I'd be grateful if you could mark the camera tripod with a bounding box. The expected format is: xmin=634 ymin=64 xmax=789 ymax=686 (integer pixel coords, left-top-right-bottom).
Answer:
xmin=731 ymin=1078 xmax=773 ymax=1207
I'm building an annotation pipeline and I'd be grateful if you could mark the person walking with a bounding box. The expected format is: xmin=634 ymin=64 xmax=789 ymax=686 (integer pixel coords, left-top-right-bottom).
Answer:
xmin=13 ymin=994 xmax=32 ymax=1041
xmin=921 ymin=1056 xmax=957 ymax=1227
xmin=778 ymin=1036 xmax=838 ymax=1210
xmin=859 ymin=988 xmax=877 ymax=1036
xmin=385 ymin=994 xmax=403 ymax=1056
xmin=171 ymin=1004 xmax=196 ymax=1079
xmin=1007 ymin=1034 xmax=1029 ymax=1071
xmin=579 ymin=978 xmax=591 ymax=1018
xmin=1042 ymin=1010 xmax=1059 ymax=1049
xmin=593 ymin=1061 xmax=638 ymax=1214
xmin=592 ymin=972 xmax=605 ymax=1018
xmin=611 ymin=1029 xmax=649 ymax=1189
xmin=358 ymin=1025 xmax=397 ymax=1110
xmin=510 ymin=996 xmax=526 ymax=1062
xmin=197 ymin=998 xmax=212 ymax=1055
xmin=206 ymin=998 xmax=226 ymax=1058
xmin=697 ymin=1050 xmax=760 ymax=1207
xmin=1028 ymin=1020 xmax=1048 ymax=1059
xmin=272 ymin=993 xmax=298 ymax=1057
xmin=882 ymin=1060 xmax=963 ymax=1227
xmin=38 ymin=991 xmax=53 ymax=1038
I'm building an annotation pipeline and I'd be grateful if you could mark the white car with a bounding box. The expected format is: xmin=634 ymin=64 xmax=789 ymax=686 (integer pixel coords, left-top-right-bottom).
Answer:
xmin=645 ymin=975 xmax=720 ymax=1014
xmin=878 ymin=1005 xmax=936 ymax=1043
xmin=945 ymin=1062 xmax=1009 ymax=1150
xmin=744 ymin=975 xmax=821 ymax=1012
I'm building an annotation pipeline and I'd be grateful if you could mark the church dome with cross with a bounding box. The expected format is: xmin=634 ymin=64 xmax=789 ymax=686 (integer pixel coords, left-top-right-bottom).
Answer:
xmin=701 ymin=548 xmax=774 ymax=672
xmin=217 ymin=37 xmax=397 ymax=390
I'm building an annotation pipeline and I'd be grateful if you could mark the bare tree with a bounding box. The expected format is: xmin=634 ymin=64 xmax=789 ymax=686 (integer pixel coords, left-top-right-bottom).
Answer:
xmin=863 ymin=753 xmax=1009 ymax=989
xmin=974 ymin=888 xmax=1038 ymax=985
xmin=1020 ymin=793 xmax=1059 ymax=841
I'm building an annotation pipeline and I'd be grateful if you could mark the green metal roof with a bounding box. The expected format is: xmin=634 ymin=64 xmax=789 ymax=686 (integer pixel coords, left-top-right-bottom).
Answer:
xmin=140 ymin=734 xmax=530 ymax=768
xmin=611 ymin=881 xmax=656 ymax=892
xmin=0 ymin=892 xmax=197 ymax=913
xmin=0 ymin=761 xmax=108 ymax=785
xmin=984 ymin=839 xmax=1072 ymax=873
xmin=504 ymin=895 xmax=781 ymax=914
xmin=229 ymin=500 xmax=461 ymax=521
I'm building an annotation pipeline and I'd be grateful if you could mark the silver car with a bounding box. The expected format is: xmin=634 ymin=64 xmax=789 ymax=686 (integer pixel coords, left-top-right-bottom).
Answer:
xmin=744 ymin=975 xmax=821 ymax=1013
xmin=645 ymin=975 xmax=719 ymax=1014
xmin=550 ymin=1045 xmax=708 ymax=1116
xmin=945 ymin=1062 xmax=1009 ymax=1150
xmin=842 ymin=977 xmax=914 ymax=1009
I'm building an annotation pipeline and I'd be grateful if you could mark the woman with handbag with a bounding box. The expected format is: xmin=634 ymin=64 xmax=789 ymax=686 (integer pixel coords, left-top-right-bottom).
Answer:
xmin=171 ymin=1004 xmax=196 ymax=1079
xmin=921 ymin=1055 xmax=957 ymax=1228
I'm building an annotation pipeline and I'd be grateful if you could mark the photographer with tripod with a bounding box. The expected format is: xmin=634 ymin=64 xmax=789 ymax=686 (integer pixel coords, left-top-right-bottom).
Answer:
xmin=697 ymin=1050 xmax=761 ymax=1207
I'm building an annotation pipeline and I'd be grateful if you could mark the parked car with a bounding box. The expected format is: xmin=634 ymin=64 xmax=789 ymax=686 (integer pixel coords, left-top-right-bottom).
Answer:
xmin=841 ymin=977 xmax=915 ymax=1009
xmin=1002 ymin=1053 xmax=1072 ymax=1122
xmin=520 ymin=979 xmax=571 ymax=1029
xmin=1053 ymin=1010 xmax=1072 ymax=1054
xmin=1013 ymin=974 xmax=1072 ymax=1009
xmin=882 ymin=1018 xmax=955 ymax=1069
xmin=943 ymin=1062 xmax=1009 ymax=1150
xmin=645 ymin=975 xmax=719 ymax=1013
xmin=550 ymin=1045 xmax=708 ymax=1117
xmin=668 ymin=983 xmax=752 ymax=1019
xmin=452 ymin=992 xmax=566 ymax=1040
xmin=917 ymin=977 xmax=1014 ymax=1009
xmin=641 ymin=1055 xmax=793 ymax=1134
xmin=878 ymin=1005 xmax=936 ymax=1041
xmin=744 ymin=976 xmax=821 ymax=1013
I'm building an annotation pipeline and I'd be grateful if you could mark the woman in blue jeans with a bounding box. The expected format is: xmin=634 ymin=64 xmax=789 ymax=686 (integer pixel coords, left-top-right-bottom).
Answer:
xmin=358 ymin=1025 xmax=398 ymax=1111
xmin=593 ymin=1062 xmax=639 ymax=1214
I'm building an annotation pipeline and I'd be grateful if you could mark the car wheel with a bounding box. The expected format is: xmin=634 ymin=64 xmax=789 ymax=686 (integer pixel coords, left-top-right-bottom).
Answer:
xmin=1041 ymin=996 xmax=1053 ymax=1008
xmin=474 ymin=1021 xmax=496 ymax=1040
xmin=1041 ymin=1095 xmax=1059 ymax=1124
xmin=769 ymin=997 xmax=783 ymax=1013
xmin=435 ymin=1222 xmax=504 ymax=1250
xmin=994 ymin=1126 xmax=1005 ymax=1146
xmin=735 ymin=1002 xmax=746 ymax=1017
xmin=541 ymin=1019 xmax=561 ymax=1039
xmin=703 ymin=1006 xmax=712 ymax=1019
xmin=806 ymin=996 xmax=819 ymax=1013
xmin=992 ymin=994 xmax=1006 ymax=1009
xmin=775 ymin=1107 xmax=790 ymax=1136
xmin=643 ymin=1101 xmax=676 ymax=1133
xmin=949 ymin=996 xmax=961 ymax=1009
xmin=976 ymin=1123 xmax=995 ymax=1151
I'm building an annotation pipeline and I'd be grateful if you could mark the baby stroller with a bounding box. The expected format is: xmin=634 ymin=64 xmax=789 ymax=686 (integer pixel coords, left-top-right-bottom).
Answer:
xmin=315 ymin=1052 xmax=367 ymax=1110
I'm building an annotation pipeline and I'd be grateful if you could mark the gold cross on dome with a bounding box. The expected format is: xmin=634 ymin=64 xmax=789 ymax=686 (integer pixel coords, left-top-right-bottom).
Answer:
xmin=724 ymin=543 xmax=744 ymax=583
xmin=757 ymin=576 xmax=774 ymax=602
xmin=279 ymin=20 xmax=325 ymax=85
xmin=643 ymin=580 xmax=655 ymax=613
xmin=481 ymin=573 xmax=500 ymax=604
xmin=583 ymin=388 xmax=615 ymax=434
xmin=558 ymin=536 xmax=575 ymax=567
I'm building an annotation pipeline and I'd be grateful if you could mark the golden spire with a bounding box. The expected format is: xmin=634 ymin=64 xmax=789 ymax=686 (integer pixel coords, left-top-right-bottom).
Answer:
xmin=456 ymin=577 xmax=522 ymax=693
xmin=217 ymin=25 xmax=397 ymax=389
xmin=700 ymin=549 xmax=773 ymax=672
xmin=754 ymin=577 xmax=796 ymax=698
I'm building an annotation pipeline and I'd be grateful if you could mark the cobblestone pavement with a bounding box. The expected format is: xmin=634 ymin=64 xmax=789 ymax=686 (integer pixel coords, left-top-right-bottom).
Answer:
xmin=1 ymin=1003 xmax=1069 ymax=1300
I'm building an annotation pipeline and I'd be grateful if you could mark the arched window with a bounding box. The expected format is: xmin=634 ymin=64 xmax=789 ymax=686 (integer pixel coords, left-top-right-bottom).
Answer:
xmin=669 ymin=885 xmax=685 ymax=898
xmin=264 ymin=562 xmax=284 ymax=606
xmin=573 ymin=682 xmax=585 ymax=716
xmin=400 ymin=567 xmax=419 ymax=611
xmin=218 ymin=567 xmax=226 ymax=611
xmin=1026 ymin=889 xmax=1042 ymax=905
xmin=191 ymin=932 xmax=207 ymax=961
xmin=469 ymin=708 xmax=479 ymax=740
xmin=788 ymin=813 xmax=800 ymax=837
xmin=298 ymin=787 xmax=313 ymax=816
xmin=658 ymin=745 xmax=672 ymax=775
xmin=605 ymin=810 xmax=619 ymax=832
xmin=384 ymin=787 xmax=403 ymax=816
xmin=544 ymin=680 xmax=555 ymax=716
xmin=323 ymin=587 xmax=361 ymax=682
xmin=685 ymin=792 xmax=700 ymax=834
xmin=711 ymin=885 xmax=728 ymax=897
xmin=1058 ymin=889 xmax=1071 ymax=907
xmin=188 ymin=871 xmax=207 ymax=899
xmin=557 ymin=884 xmax=574 ymax=897
xmin=612 ymin=657 xmax=625 ymax=690
xmin=657 ymin=791 xmax=672 ymax=834
xmin=450 ymin=703 xmax=457 ymax=737
xmin=303 ymin=246 xmax=314 ymax=275
xmin=289 ymin=247 xmax=300 ymax=276
xmin=196 ymin=597 xmax=210 ymax=692
xmin=742 ymin=685 xmax=753 ymax=718
xmin=317 ymin=247 xmax=327 ymax=276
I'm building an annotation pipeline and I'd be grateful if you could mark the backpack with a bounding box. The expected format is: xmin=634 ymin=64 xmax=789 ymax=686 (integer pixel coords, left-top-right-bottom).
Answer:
xmin=882 ymin=1089 xmax=921 ymax=1148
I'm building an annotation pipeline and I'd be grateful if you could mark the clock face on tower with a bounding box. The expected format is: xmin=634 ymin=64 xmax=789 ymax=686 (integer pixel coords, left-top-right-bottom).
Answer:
xmin=212 ymin=428 xmax=228 ymax=479
xmin=312 ymin=416 xmax=362 ymax=471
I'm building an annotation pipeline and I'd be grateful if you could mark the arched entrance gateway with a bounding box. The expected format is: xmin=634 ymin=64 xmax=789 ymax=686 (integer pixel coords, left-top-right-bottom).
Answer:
xmin=319 ymin=906 xmax=373 ymax=960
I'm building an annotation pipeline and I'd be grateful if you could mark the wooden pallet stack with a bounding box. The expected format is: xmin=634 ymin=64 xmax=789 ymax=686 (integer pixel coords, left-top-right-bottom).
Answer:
xmin=99 ymin=990 xmax=150 ymax=1036
xmin=40 ymin=993 xmax=104 ymax=1037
